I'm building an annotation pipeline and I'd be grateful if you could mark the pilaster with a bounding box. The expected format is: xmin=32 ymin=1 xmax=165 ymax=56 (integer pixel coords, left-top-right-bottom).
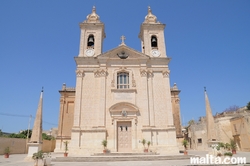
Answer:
xmin=140 ymin=69 xmax=150 ymax=126
xmin=147 ymin=70 xmax=155 ymax=126
xmin=162 ymin=69 xmax=174 ymax=126
xmin=73 ymin=69 xmax=84 ymax=128
xmin=94 ymin=68 xmax=107 ymax=127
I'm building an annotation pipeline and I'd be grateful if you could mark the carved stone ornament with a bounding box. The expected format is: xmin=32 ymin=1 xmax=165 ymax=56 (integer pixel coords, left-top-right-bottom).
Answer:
xmin=147 ymin=70 xmax=154 ymax=78
xmin=119 ymin=67 xmax=127 ymax=71
xmin=121 ymin=110 xmax=127 ymax=117
xmin=85 ymin=6 xmax=101 ymax=23
xmin=111 ymin=79 xmax=115 ymax=87
xmin=175 ymin=98 xmax=180 ymax=104
xmin=117 ymin=51 xmax=129 ymax=59
xmin=144 ymin=6 xmax=157 ymax=24
xmin=162 ymin=69 xmax=170 ymax=78
xmin=94 ymin=69 xmax=107 ymax=77
xmin=135 ymin=118 xmax=138 ymax=125
xmin=140 ymin=69 xmax=147 ymax=77
xmin=76 ymin=69 xmax=84 ymax=77
xmin=132 ymin=74 xmax=136 ymax=87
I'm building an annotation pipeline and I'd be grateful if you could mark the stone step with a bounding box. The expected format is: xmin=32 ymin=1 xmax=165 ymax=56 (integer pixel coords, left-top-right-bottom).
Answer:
xmin=92 ymin=152 xmax=159 ymax=156
xmin=52 ymin=155 xmax=191 ymax=162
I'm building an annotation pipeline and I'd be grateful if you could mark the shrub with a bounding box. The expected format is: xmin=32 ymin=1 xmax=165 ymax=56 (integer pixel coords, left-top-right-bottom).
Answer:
xmin=224 ymin=152 xmax=233 ymax=156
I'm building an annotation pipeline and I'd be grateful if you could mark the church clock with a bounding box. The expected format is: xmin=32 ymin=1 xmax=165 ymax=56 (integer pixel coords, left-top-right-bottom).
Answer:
xmin=85 ymin=48 xmax=95 ymax=57
xmin=151 ymin=49 xmax=161 ymax=57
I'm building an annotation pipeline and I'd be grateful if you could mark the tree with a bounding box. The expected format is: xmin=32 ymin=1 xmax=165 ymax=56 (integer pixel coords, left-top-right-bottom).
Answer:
xmin=42 ymin=133 xmax=53 ymax=140
xmin=9 ymin=133 xmax=26 ymax=138
xmin=247 ymin=102 xmax=250 ymax=110
xmin=223 ymin=105 xmax=240 ymax=112
xmin=0 ymin=129 xmax=2 ymax=136
xmin=8 ymin=129 xmax=32 ymax=139
xmin=20 ymin=129 xmax=32 ymax=138
xmin=188 ymin=120 xmax=195 ymax=126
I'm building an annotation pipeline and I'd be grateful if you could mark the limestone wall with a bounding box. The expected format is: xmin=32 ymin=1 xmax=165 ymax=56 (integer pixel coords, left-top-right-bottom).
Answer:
xmin=230 ymin=115 xmax=250 ymax=152
xmin=0 ymin=138 xmax=56 ymax=155
xmin=189 ymin=122 xmax=207 ymax=150
xmin=215 ymin=117 xmax=232 ymax=143
xmin=42 ymin=140 xmax=56 ymax=153
xmin=0 ymin=137 xmax=26 ymax=155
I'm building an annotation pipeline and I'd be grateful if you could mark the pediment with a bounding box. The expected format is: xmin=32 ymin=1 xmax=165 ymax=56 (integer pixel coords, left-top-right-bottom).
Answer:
xmin=96 ymin=45 xmax=150 ymax=59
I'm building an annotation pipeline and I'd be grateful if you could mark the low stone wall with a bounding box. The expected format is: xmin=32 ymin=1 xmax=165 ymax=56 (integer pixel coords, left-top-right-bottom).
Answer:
xmin=0 ymin=137 xmax=56 ymax=155
xmin=0 ymin=137 xmax=27 ymax=155
xmin=42 ymin=140 xmax=56 ymax=153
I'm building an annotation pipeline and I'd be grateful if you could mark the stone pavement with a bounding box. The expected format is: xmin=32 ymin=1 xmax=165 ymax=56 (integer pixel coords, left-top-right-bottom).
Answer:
xmin=0 ymin=150 xmax=250 ymax=166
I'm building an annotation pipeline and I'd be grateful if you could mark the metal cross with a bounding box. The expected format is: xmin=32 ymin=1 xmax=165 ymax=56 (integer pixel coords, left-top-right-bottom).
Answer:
xmin=120 ymin=35 xmax=126 ymax=45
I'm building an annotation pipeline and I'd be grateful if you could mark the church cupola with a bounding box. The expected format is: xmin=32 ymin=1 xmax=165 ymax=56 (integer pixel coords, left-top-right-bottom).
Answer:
xmin=139 ymin=7 xmax=167 ymax=57
xmin=144 ymin=6 xmax=157 ymax=24
xmin=85 ymin=6 xmax=100 ymax=23
xmin=78 ymin=6 xmax=106 ymax=57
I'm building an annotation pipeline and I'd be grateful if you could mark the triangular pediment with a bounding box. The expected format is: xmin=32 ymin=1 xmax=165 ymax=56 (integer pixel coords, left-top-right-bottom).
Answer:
xmin=96 ymin=45 xmax=150 ymax=59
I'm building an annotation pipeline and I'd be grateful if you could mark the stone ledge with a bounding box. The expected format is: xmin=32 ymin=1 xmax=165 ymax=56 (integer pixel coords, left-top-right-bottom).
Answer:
xmin=52 ymin=154 xmax=192 ymax=162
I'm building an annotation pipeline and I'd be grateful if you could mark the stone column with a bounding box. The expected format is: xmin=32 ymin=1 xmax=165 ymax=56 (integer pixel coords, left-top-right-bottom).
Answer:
xmin=98 ymin=69 xmax=107 ymax=127
xmin=71 ymin=69 xmax=84 ymax=147
xmin=162 ymin=69 xmax=174 ymax=126
xmin=73 ymin=69 xmax=84 ymax=127
xmin=147 ymin=70 xmax=155 ymax=126
xmin=140 ymin=69 xmax=150 ymax=126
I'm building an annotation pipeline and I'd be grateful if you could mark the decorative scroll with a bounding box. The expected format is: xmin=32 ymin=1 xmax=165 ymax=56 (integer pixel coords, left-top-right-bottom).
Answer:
xmin=94 ymin=69 xmax=107 ymax=77
xmin=132 ymin=73 xmax=136 ymax=87
xmin=111 ymin=79 xmax=115 ymax=87
xmin=119 ymin=67 xmax=127 ymax=72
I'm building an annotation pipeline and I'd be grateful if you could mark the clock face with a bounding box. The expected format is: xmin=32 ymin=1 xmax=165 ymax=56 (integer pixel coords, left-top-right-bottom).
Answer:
xmin=85 ymin=49 xmax=95 ymax=57
xmin=151 ymin=49 xmax=161 ymax=57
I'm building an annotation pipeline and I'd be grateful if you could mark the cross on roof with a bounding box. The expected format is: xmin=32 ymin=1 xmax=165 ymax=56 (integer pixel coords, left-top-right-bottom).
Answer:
xmin=120 ymin=35 xmax=126 ymax=45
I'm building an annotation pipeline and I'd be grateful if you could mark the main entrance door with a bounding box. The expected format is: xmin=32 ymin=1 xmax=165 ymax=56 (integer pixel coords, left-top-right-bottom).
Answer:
xmin=117 ymin=121 xmax=132 ymax=152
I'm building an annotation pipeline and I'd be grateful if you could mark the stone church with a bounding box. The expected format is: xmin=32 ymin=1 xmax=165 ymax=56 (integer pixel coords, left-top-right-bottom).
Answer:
xmin=55 ymin=7 xmax=182 ymax=155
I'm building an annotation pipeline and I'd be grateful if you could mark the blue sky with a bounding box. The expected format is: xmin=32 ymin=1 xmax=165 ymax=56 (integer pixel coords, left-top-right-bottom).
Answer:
xmin=0 ymin=1 xmax=249 ymax=133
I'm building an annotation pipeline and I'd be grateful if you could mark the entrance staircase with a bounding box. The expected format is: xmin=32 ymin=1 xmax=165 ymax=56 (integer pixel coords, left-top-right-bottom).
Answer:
xmin=52 ymin=152 xmax=191 ymax=162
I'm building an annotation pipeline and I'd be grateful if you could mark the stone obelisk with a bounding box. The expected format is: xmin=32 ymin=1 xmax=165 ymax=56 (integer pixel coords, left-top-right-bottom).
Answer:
xmin=27 ymin=88 xmax=43 ymax=157
xmin=204 ymin=88 xmax=216 ymax=142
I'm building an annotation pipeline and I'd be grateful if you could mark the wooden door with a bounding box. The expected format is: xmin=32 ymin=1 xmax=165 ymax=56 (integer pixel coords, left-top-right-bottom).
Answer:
xmin=117 ymin=121 xmax=132 ymax=152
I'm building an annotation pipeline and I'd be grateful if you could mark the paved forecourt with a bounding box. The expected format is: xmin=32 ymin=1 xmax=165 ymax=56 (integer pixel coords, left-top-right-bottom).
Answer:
xmin=0 ymin=150 xmax=250 ymax=166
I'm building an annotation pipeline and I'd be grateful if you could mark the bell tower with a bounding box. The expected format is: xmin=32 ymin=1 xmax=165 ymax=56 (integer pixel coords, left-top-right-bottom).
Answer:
xmin=139 ymin=7 xmax=167 ymax=58
xmin=78 ymin=6 xmax=106 ymax=57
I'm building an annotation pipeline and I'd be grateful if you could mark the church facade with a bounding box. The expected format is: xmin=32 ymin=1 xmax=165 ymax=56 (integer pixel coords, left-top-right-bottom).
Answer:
xmin=55 ymin=7 xmax=182 ymax=155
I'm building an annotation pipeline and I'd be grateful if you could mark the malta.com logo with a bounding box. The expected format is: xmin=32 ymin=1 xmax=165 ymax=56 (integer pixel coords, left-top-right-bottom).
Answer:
xmin=190 ymin=154 xmax=246 ymax=165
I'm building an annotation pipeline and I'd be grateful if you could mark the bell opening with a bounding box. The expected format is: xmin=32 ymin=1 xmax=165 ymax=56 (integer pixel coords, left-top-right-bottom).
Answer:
xmin=151 ymin=36 xmax=158 ymax=48
xmin=87 ymin=35 xmax=95 ymax=47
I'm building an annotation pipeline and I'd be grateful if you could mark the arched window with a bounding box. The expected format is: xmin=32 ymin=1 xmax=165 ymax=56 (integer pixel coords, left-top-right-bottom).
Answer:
xmin=151 ymin=35 xmax=157 ymax=48
xmin=117 ymin=72 xmax=129 ymax=89
xmin=87 ymin=34 xmax=94 ymax=48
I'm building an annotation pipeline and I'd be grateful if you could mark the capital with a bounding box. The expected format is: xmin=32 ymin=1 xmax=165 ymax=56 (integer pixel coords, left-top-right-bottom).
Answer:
xmin=162 ymin=69 xmax=170 ymax=78
xmin=76 ymin=69 xmax=84 ymax=77
xmin=140 ymin=69 xmax=147 ymax=77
